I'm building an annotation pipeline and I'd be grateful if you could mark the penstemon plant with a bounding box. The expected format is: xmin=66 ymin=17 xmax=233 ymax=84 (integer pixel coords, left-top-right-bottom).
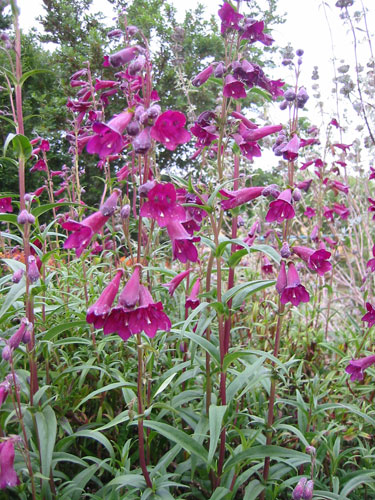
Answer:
xmin=1 ymin=1 xmax=375 ymax=499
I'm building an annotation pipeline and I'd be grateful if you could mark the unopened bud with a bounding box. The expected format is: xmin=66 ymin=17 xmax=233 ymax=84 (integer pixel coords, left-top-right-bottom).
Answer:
xmin=17 ymin=209 xmax=35 ymax=225
xmin=302 ymin=480 xmax=314 ymax=500
xmin=306 ymin=445 xmax=316 ymax=455
xmin=284 ymin=88 xmax=296 ymax=101
xmin=280 ymin=242 xmax=291 ymax=258
xmin=27 ymin=256 xmax=40 ymax=283
xmin=139 ymin=180 xmax=156 ymax=197
xmin=100 ymin=188 xmax=121 ymax=217
xmin=2 ymin=345 xmax=11 ymax=361
xmin=120 ymin=204 xmax=131 ymax=220
xmin=11 ymin=269 xmax=24 ymax=283
xmin=292 ymin=477 xmax=307 ymax=500
xmin=292 ymin=188 xmax=302 ymax=201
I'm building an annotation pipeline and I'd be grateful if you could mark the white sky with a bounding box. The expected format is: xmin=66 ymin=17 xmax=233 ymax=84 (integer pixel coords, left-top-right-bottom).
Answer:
xmin=15 ymin=0 xmax=375 ymax=156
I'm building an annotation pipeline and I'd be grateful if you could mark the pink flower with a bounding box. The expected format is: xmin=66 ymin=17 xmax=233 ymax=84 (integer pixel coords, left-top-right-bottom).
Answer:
xmin=276 ymin=261 xmax=287 ymax=294
xmin=323 ymin=206 xmax=334 ymax=221
xmin=292 ymin=246 xmax=332 ymax=276
xmin=218 ymin=2 xmax=243 ymax=34
xmin=100 ymin=188 xmax=122 ymax=217
xmin=232 ymin=133 xmax=261 ymax=160
xmin=0 ymin=379 xmax=10 ymax=409
xmin=0 ymin=198 xmax=12 ymax=213
xmin=192 ymin=65 xmax=213 ymax=87
xmin=220 ymin=186 xmax=264 ymax=210
xmin=185 ymin=279 xmax=200 ymax=310
xmin=0 ymin=439 xmax=20 ymax=489
xmin=368 ymin=197 xmax=375 ymax=220
xmin=86 ymin=269 xmax=123 ymax=329
xmin=150 ymin=110 xmax=191 ymax=151
xmin=223 ymin=75 xmax=247 ymax=99
xmin=108 ymin=46 xmax=140 ymax=67
xmin=30 ymin=158 xmax=47 ymax=173
xmin=280 ymin=134 xmax=300 ymax=161
xmin=280 ymin=262 xmax=310 ymax=306
xmin=346 ymin=355 xmax=375 ymax=381
xmin=240 ymin=123 xmax=283 ymax=142
xmin=367 ymin=245 xmax=375 ymax=272
xmin=86 ymin=109 xmax=134 ymax=159
xmin=265 ymin=189 xmax=295 ymax=223
xmin=362 ymin=302 xmax=375 ymax=328
xmin=62 ymin=211 xmax=109 ymax=257
xmin=140 ymin=183 xmax=186 ymax=227
xmin=304 ymin=206 xmax=316 ymax=218
xmin=329 ymin=180 xmax=349 ymax=195
xmin=162 ymin=269 xmax=190 ymax=296
xmin=166 ymin=221 xmax=200 ymax=263
xmin=261 ymin=256 xmax=273 ymax=274
xmin=332 ymin=202 xmax=349 ymax=220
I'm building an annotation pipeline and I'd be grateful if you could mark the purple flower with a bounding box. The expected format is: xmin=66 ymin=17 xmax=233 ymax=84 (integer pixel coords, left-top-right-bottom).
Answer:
xmin=62 ymin=211 xmax=109 ymax=257
xmin=108 ymin=46 xmax=140 ymax=67
xmin=166 ymin=221 xmax=200 ymax=263
xmin=292 ymin=478 xmax=307 ymax=500
xmin=220 ymin=186 xmax=264 ymax=210
xmin=261 ymin=256 xmax=273 ymax=274
xmin=192 ymin=65 xmax=213 ymax=87
xmin=150 ymin=110 xmax=191 ymax=151
xmin=0 ymin=439 xmax=19 ymax=489
xmin=276 ymin=261 xmax=287 ymax=294
xmin=133 ymin=126 xmax=152 ymax=154
xmin=185 ymin=278 xmax=200 ymax=310
xmin=0 ymin=379 xmax=10 ymax=409
xmin=362 ymin=302 xmax=375 ymax=328
xmin=367 ymin=245 xmax=375 ymax=272
xmin=232 ymin=133 xmax=261 ymax=160
xmin=265 ymin=189 xmax=295 ymax=223
xmin=280 ymin=262 xmax=310 ymax=306
xmin=240 ymin=123 xmax=283 ymax=142
xmin=140 ymin=183 xmax=186 ymax=227
xmin=86 ymin=110 xmax=134 ymax=159
xmin=281 ymin=134 xmax=300 ymax=161
xmin=240 ymin=19 xmax=274 ymax=46
xmin=30 ymin=158 xmax=47 ymax=173
xmin=329 ymin=180 xmax=349 ymax=195
xmin=0 ymin=198 xmax=12 ymax=213
xmin=292 ymin=246 xmax=332 ymax=276
xmin=304 ymin=206 xmax=316 ymax=218
xmin=223 ymin=75 xmax=247 ymax=99
xmin=162 ymin=269 xmax=191 ymax=296
xmin=86 ymin=269 xmax=123 ymax=329
xmin=11 ymin=269 xmax=24 ymax=284
xmin=218 ymin=2 xmax=243 ymax=34
xmin=346 ymin=355 xmax=375 ymax=381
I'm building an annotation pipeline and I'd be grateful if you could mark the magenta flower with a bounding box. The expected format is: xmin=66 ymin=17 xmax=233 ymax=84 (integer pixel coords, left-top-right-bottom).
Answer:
xmin=261 ymin=256 xmax=273 ymax=274
xmin=86 ymin=269 xmax=123 ymax=329
xmin=86 ymin=109 xmax=134 ymax=159
xmin=346 ymin=355 xmax=375 ymax=381
xmin=369 ymin=165 xmax=375 ymax=180
xmin=192 ymin=65 xmax=213 ymax=87
xmin=150 ymin=110 xmax=191 ymax=151
xmin=280 ymin=262 xmax=310 ymax=306
xmin=323 ymin=206 xmax=334 ymax=221
xmin=166 ymin=221 xmax=200 ymax=263
xmin=292 ymin=477 xmax=307 ymax=500
xmin=367 ymin=245 xmax=375 ymax=272
xmin=362 ymin=302 xmax=375 ymax=328
xmin=329 ymin=180 xmax=349 ymax=195
xmin=304 ymin=206 xmax=316 ymax=218
xmin=140 ymin=183 xmax=186 ymax=227
xmin=0 ymin=198 xmax=12 ymax=213
xmin=27 ymin=256 xmax=40 ymax=283
xmin=223 ymin=75 xmax=247 ymax=99
xmin=100 ymin=188 xmax=122 ymax=216
xmin=185 ymin=278 xmax=200 ymax=310
xmin=218 ymin=2 xmax=243 ymax=34
xmin=162 ymin=269 xmax=190 ymax=296
xmin=292 ymin=246 xmax=332 ymax=276
xmin=240 ymin=123 xmax=283 ymax=142
xmin=62 ymin=211 xmax=109 ymax=257
xmin=240 ymin=19 xmax=274 ymax=46
xmin=108 ymin=46 xmax=140 ymax=67
xmin=265 ymin=189 xmax=295 ymax=223
xmin=30 ymin=158 xmax=47 ymax=173
xmin=104 ymin=269 xmax=171 ymax=341
xmin=368 ymin=197 xmax=375 ymax=220
xmin=232 ymin=133 xmax=261 ymax=160
xmin=220 ymin=186 xmax=263 ymax=210
xmin=0 ymin=379 xmax=10 ymax=409
xmin=276 ymin=261 xmax=287 ymax=294
xmin=332 ymin=202 xmax=349 ymax=220
xmin=0 ymin=439 xmax=20 ymax=489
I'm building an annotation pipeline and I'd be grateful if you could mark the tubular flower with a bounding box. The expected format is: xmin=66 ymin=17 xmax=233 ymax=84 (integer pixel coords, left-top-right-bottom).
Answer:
xmin=86 ymin=269 xmax=124 ymax=329
xmin=103 ymin=268 xmax=171 ymax=341
xmin=0 ymin=439 xmax=20 ymax=489
xmin=100 ymin=188 xmax=122 ymax=216
xmin=280 ymin=262 xmax=310 ymax=307
xmin=265 ymin=189 xmax=295 ymax=223
xmin=292 ymin=246 xmax=332 ymax=276
xmin=185 ymin=279 xmax=201 ymax=310
xmin=304 ymin=206 xmax=316 ymax=218
xmin=140 ymin=183 xmax=186 ymax=227
xmin=367 ymin=245 xmax=375 ymax=272
xmin=62 ymin=211 xmax=109 ymax=257
xmin=86 ymin=109 xmax=134 ymax=159
xmin=0 ymin=198 xmax=12 ymax=213
xmin=281 ymin=134 xmax=300 ymax=161
xmin=276 ymin=261 xmax=287 ymax=294
xmin=192 ymin=65 xmax=213 ymax=87
xmin=261 ymin=256 xmax=273 ymax=274
xmin=346 ymin=355 xmax=375 ymax=381
xmin=166 ymin=221 xmax=200 ymax=263
xmin=108 ymin=46 xmax=140 ymax=67
xmin=218 ymin=2 xmax=243 ymax=34
xmin=220 ymin=186 xmax=263 ymax=210
xmin=362 ymin=302 xmax=375 ymax=328
xmin=223 ymin=75 xmax=247 ymax=99
xmin=150 ymin=110 xmax=191 ymax=151
xmin=240 ymin=19 xmax=274 ymax=45
xmin=162 ymin=269 xmax=191 ymax=296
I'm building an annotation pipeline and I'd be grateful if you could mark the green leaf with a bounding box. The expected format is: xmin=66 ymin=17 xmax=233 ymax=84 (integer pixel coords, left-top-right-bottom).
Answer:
xmin=0 ymin=213 xmax=18 ymax=225
xmin=142 ymin=420 xmax=208 ymax=465
xmin=43 ymin=321 xmax=87 ymax=342
xmin=35 ymin=406 xmax=57 ymax=497
xmin=74 ymin=381 xmax=132 ymax=411
xmin=340 ymin=472 xmax=375 ymax=497
xmin=3 ymin=133 xmax=32 ymax=160
xmin=19 ymin=68 xmax=53 ymax=87
xmin=244 ymin=480 xmax=265 ymax=500
xmin=184 ymin=330 xmax=220 ymax=366
xmin=71 ymin=430 xmax=115 ymax=459
xmin=208 ymin=487 xmax=231 ymax=500
xmin=208 ymin=405 xmax=227 ymax=464
xmin=0 ymin=279 xmax=26 ymax=320
xmin=153 ymin=373 xmax=177 ymax=399
xmin=222 ymin=280 xmax=275 ymax=309
xmin=31 ymin=202 xmax=80 ymax=218
xmin=249 ymin=86 xmax=273 ymax=102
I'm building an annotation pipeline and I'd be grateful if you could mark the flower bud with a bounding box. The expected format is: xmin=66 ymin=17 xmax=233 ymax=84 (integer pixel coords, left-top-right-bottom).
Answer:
xmin=214 ymin=62 xmax=225 ymax=78
xmin=279 ymin=100 xmax=288 ymax=110
xmin=262 ymin=184 xmax=280 ymax=199
xmin=297 ymin=87 xmax=309 ymax=108
xmin=127 ymin=121 xmax=140 ymax=136
xmin=11 ymin=269 xmax=24 ymax=283
xmin=2 ymin=345 xmax=11 ymax=361
xmin=17 ymin=209 xmax=35 ymax=225
xmin=147 ymin=105 xmax=161 ymax=120
xmin=296 ymin=49 xmax=304 ymax=56
xmin=280 ymin=242 xmax=291 ymax=258
xmin=292 ymin=188 xmax=302 ymax=201
xmin=139 ymin=180 xmax=156 ymax=197
xmin=284 ymin=88 xmax=296 ymax=101
xmin=292 ymin=478 xmax=307 ymax=500
xmin=134 ymin=105 xmax=145 ymax=122
xmin=306 ymin=445 xmax=316 ymax=455
xmin=120 ymin=204 xmax=131 ymax=220
xmin=27 ymin=256 xmax=40 ymax=283
xmin=302 ymin=480 xmax=314 ymax=500
xmin=133 ymin=127 xmax=151 ymax=154
xmin=310 ymin=225 xmax=319 ymax=241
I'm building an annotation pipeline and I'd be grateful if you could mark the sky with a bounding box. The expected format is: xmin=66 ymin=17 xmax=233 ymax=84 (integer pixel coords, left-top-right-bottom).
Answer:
xmin=15 ymin=0 xmax=375 ymax=155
